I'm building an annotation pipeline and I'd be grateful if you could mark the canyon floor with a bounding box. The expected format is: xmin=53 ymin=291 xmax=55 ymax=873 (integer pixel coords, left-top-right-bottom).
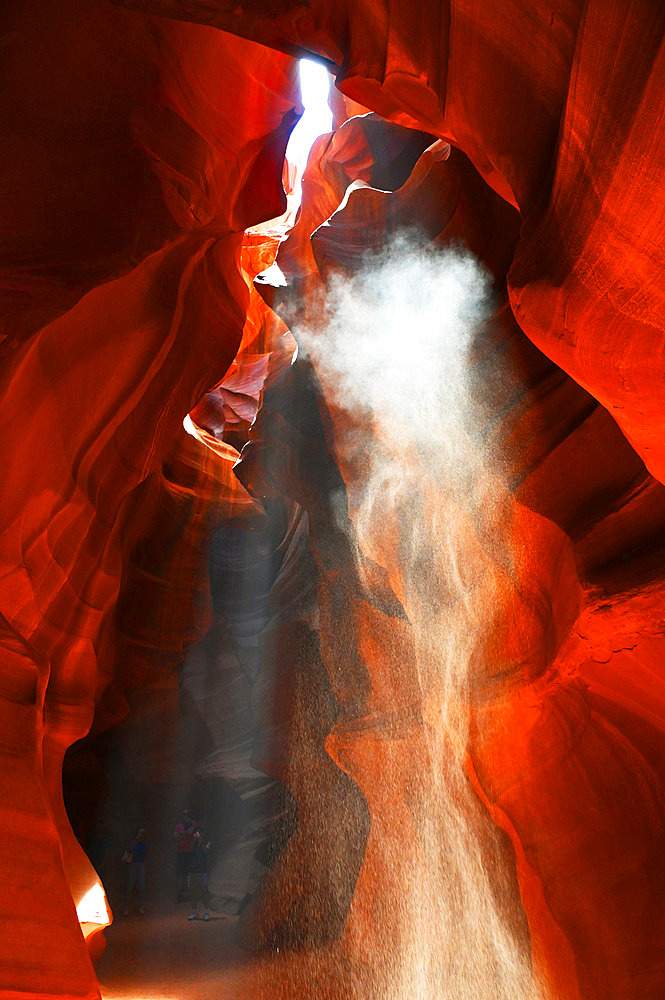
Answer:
xmin=96 ymin=890 xmax=251 ymax=1000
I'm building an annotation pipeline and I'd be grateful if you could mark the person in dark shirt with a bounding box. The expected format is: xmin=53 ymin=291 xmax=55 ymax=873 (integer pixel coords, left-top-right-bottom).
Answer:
xmin=187 ymin=829 xmax=211 ymax=922
xmin=173 ymin=807 xmax=196 ymax=903
xmin=123 ymin=827 xmax=147 ymax=915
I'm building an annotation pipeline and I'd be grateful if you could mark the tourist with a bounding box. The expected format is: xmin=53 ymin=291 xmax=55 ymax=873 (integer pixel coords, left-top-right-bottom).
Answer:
xmin=173 ymin=807 xmax=196 ymax=903
xmin=187 ymin=829 xmax=211 ymax=922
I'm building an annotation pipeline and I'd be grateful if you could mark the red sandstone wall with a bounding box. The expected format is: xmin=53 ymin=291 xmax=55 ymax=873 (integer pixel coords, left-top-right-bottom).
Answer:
xmin=243 ymin=115 xmax=665 ymax=999
xmin=0 ymin=4 xmax=300 ymax=995
xmin=1 ymin=2 xmax=665 ymax=999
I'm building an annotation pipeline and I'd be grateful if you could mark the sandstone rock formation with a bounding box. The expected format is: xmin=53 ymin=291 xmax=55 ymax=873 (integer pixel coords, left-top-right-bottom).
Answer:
xmin=1 ymin=2 xmax=665 ymax=1000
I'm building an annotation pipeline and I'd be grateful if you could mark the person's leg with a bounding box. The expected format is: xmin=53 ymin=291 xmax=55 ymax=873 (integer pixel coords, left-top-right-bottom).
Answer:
xmin=202 ymin=875 xmax=210 ymax=920
xmin=187 ymin=872 xmax=198 ymax=919
xmin=124 ymin=864 xmax=136 ymax=912
xmin=176 ymin=853 xmax=186 ymax=902
xmin=137 ymin=864 xmax=146 ymax=912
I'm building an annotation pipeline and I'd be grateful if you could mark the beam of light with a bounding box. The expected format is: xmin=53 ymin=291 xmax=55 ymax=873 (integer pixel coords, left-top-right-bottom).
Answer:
xmin=294 ymin=238 xmax=551 ymax=1000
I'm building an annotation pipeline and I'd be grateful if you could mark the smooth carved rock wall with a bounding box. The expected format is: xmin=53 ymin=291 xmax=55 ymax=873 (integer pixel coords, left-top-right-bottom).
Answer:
xmin=0 ymin=4 xmax=301 ymax=997
xmin=118 ymin=0 xmax=665 ymax=479
xmin=243 ymin=114 xmax=665 ymax=1000
xmin=2 ymin=3 xmax=665 ymax=1000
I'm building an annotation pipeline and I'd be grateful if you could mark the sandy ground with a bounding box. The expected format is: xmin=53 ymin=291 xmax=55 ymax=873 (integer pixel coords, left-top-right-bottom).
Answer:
xmin=96 ymin=891 xmax=254 ymax=1000
xmin=95 ymin=890 xmax=363 ymax=1000
xmin=94 ymin=873 xmax=363 ymax=1000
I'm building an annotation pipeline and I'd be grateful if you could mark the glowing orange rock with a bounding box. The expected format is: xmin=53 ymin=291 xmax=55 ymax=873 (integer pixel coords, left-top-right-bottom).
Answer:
xmin=0 ymin=4 xmax=301 ymax=994
xmin=247 ymin=103 xmax=665 ymax=999
xmin=3 ymin=2 xmax=665 ymax=999
xmin=120 ymin=0 xmax=665 ymax=484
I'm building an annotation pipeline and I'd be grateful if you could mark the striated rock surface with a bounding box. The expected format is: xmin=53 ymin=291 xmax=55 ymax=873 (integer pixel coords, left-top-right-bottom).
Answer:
xmin=243 ymin=112 xmax=665 ymax=1000
xmin=2 ymin=3 xmax=665 ymax=1000
xmin=0 ymin=3 xmax=301 ymax=996
xmin=118 ymin=0 xmax=665 ymax=479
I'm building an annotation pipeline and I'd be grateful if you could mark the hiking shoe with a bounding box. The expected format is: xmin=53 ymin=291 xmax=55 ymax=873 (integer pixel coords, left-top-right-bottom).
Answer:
xmin=187 ymin=911 xmax=197 ymax=921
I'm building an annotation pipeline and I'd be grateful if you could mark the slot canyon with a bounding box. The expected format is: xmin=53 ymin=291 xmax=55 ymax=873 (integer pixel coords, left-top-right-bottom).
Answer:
xmin=2 ymin=1 xmax=665 ymax=998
